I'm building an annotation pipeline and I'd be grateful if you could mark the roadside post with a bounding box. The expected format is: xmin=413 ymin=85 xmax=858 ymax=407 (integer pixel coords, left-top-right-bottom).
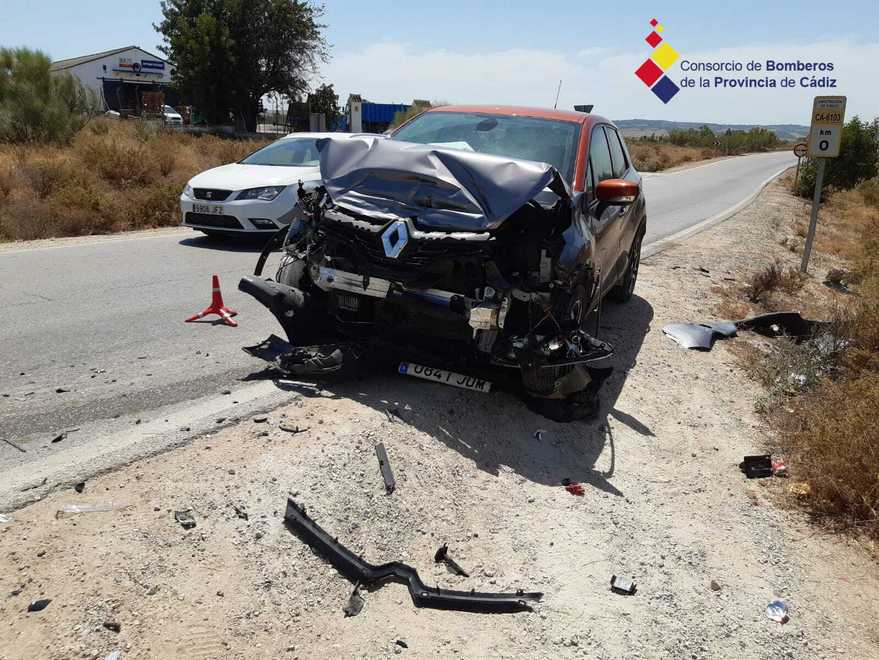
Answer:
xmin=800 ymin=96 xmax=846 ymax=274
xmin=792 ymin=142 xmax=808 ymax=190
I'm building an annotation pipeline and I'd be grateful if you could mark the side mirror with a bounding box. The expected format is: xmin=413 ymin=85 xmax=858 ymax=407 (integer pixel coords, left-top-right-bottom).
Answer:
xmin=596 ymin=179 xmax=639 ymax=204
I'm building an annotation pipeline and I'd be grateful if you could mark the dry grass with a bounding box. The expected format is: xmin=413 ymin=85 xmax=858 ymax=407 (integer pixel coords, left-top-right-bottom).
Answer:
xmin=725 ymin=176 xmax=879 ymax=540
xmin=628 ymin=143 xmax=708 ymax=172
xmin=743 ymin=260 xmax=805 ymax=303
xmin=0 ymin=118 xmax=270 ymax=241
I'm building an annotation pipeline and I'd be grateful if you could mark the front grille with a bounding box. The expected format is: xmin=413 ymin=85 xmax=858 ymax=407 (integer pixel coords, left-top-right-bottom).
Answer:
xmin=185 ymin=212 xmax=243 ymax=229
xmin=321 ymin=218 xmax=492 ymax=282
xmin=193 ymin=188 xmax=232 ymax=201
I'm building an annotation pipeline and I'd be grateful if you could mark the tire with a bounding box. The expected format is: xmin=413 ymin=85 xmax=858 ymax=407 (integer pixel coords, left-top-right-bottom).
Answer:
xmin=608 ymin=228 xmax=643 ymax=303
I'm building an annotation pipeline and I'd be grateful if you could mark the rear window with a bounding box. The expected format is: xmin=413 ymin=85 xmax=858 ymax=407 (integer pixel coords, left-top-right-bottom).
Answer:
xmin=240 ymin=138 xmax=320 ymax=167
xmin=391 ymin=111 xmax=580 ymax=183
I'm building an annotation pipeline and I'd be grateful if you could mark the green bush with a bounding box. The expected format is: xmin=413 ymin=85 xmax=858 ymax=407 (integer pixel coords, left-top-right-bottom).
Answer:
xmin=797 ymin=117 xmax=879 ymax=198
xmin=0 ymin=48 xmax=97 ymax=143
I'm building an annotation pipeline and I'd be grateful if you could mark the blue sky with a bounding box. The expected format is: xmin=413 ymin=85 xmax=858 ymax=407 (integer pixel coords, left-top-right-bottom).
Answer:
xmin=1 ymin=0 xmax=877 ymax=123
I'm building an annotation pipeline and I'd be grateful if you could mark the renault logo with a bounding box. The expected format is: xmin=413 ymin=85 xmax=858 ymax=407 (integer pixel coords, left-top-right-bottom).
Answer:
xmin=381 ymin=220 xmax=409 ymax=259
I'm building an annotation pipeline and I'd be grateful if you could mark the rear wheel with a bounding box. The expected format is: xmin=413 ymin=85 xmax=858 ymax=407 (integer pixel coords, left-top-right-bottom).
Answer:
xmin=609 ymin=229 xmax=643 ymax=303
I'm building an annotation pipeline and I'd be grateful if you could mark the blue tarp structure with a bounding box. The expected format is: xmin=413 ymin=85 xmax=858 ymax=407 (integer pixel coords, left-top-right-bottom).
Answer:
xmin=362 ymin=103 xmax=410 ymax=124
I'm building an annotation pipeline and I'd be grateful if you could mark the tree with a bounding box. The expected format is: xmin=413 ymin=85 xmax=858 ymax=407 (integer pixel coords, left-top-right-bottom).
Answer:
xmin=308 ymin=83 xmax=340 ymax=130
xmin=0 ymin=48 xmax=97 ymax=142
xmin=156 ymin=0 xmax=328 ymax=132
xmin=797 ymin=116 xmax=879 ymax=198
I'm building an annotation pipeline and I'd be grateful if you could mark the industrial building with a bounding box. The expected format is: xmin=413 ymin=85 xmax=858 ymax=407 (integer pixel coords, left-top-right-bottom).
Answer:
xmin=50 ymin=46 xmax=176 ymax=115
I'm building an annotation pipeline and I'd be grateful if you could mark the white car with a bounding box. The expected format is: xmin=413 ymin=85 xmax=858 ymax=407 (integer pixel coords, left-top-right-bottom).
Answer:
xmin=163 ymin=105 xmax=183 ymax=126
xmin=180 ymin=132 xmax=364 ymax=237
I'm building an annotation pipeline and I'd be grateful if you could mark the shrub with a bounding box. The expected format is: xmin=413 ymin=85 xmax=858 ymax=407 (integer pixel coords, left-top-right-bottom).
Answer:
xmin=744 ymin=261 xmax=804 ymax=303
xmin=797 ymin=117 xmax=879 ymax=198
xmin=0 ymin=48 xmax=98 ymax=143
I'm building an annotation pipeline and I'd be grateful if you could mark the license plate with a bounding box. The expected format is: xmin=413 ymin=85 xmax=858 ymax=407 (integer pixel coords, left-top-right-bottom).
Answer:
xmin=193 ymin=203 xmax=224 ymax=214
xmin=398 ymin=362 xmax=492 ymax=393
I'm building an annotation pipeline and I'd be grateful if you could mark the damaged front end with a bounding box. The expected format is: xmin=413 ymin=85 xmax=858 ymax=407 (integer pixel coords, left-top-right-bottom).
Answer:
xmin=240 ymin=136 xmax=613 ymax=419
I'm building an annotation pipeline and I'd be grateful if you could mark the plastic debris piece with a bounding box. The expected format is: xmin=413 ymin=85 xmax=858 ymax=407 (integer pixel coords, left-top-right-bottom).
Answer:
xmin=174 ymin=509 xmax=196 ymax=530
xmin=343 ymin=583 xmax=364 ymax=617
xmin=106 ymin=651 xmax=121 ymax=660
xmin=375 ymin=443 xmax=396 ymax=494
xmin=434 ymin=543 xmax=470 ymax=577
xmin=396 ymin=640 xmax=409 ymax=649
xmin=771 ymin=458 xmax=788 ymax=477
xmin=55 ymin=503 xmax=129 ymax=519
xmin=534 ymin=429 xmax=546 ymax=440
xmin=0 ymin=513 xmax=12 ymax=524
xmin=561 ymin=478 xmax=584 ymax=496
xmin=279 ymin=422 xmax=309 ymax=434
xmin=74 ymin=482 xmax=85 ymax=494
xmin=765 ymin=599 xmax=789 ymax=623
xmin=103 ymin=621 xmax=121 ymax=633
xmin=610 ymin=575 xmax=637 ymax=595
xmin=27 ymin=598 xmax=51 ymax=612
xmin=740 ymin=455 xmax=773 ymax=479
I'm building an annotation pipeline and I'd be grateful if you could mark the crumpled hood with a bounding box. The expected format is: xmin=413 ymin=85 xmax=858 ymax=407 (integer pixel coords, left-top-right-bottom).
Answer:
xmin=317 ymin=136 xmax=570 ymax=231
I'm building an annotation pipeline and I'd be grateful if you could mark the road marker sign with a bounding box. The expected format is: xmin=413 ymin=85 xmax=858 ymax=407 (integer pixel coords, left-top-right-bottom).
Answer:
xmin=801 ymin=96 xmax=846 ymax=273
xmin=807 ymin=96 xmax=846 ymax=158
xmin=793 ymin=143 xmax=808 ymax=158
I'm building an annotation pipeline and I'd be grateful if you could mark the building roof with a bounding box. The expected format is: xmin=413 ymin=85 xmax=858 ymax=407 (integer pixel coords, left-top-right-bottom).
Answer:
xmin=51 ymin=46 xmax=167 ymax=71
xmin=429 ymin=104 xmax=594 ymax=124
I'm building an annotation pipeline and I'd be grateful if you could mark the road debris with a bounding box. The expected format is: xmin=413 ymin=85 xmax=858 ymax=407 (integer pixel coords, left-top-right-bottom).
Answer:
xmin=610 ymin=575 xmax=637 ymax=595
xmin=279 ymin=421 xmax=309 ymax=434
xmin=55 ymin=503 xmax=130 ymax=518
xmin=343 ymin=582 xmax=365 ymax=617
xmin=174 ymin=509 xmax=196 ymax=530
xmin=740 ymin=455 xmax=773 ymax=479
xmin=253 ymin=415 xmax=269 ymax=423
xmin=710 ymin=580 xmax=722 ymax=592
xmin=283 ymin=498 xmax=542 ymax=613
xmin=232 ymin=503 xmax=249 ymax=521
xmin=27 ymin=598 xmax=51 ymax=612
xmin=561 ymin=478 xmax=585 ymax=496
xmin=771 ymin=458 xmax=788 ymax=477
xmin=765 ymin=599 xmax=789 ymax=623
xmin=2 ymin=437 xmax=26 ymax=453
xmin=103 ymin=620 xmax=121 ymax=633
xmin=395 ymin=640 xmax=409 ymax=649
xmin=534 ymin=429 xmax=546 ymax=440
xmin=434 ymin=543 xmax=470 ymax=577
xmin=0 ymin=513 xmax=12 ymax=525
xmin=375 ymin=443 xmax=396 ymax=494
xmin=73 ymin=482 xmax=85 ymax=494
xmin=662 ymin=321 xmax=737 ymax=350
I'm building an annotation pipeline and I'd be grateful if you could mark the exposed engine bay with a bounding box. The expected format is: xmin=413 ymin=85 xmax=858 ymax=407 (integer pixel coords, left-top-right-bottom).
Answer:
xmin=240 ymin=136 xmax=615 ymax=421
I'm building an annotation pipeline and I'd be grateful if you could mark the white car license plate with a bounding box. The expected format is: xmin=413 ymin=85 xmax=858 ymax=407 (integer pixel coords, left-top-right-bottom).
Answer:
xmin=398 ymin=362 xmax=492 ymax=393
xmin=193 ymin=203 xmax=224 ymax=214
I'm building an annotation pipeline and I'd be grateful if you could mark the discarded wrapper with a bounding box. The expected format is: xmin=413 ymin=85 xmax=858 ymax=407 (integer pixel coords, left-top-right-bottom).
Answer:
xmin=765 ymin=599 xmax=789 ymax=623
xmin=610 ymin=575 xmax=637 ymax=595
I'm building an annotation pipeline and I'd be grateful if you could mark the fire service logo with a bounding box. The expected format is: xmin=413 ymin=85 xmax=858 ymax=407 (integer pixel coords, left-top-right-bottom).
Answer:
xmin=635 ymin=18 xmax=680 ymax=104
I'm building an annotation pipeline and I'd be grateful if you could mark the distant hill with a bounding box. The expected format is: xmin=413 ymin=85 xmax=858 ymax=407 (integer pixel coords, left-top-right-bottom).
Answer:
xmin=614 ymin=119 xmax=809 ymax=141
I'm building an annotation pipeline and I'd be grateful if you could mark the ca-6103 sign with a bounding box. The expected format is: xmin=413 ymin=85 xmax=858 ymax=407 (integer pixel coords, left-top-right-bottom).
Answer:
xmin=808 ymin=96 xmax=846 ymax=158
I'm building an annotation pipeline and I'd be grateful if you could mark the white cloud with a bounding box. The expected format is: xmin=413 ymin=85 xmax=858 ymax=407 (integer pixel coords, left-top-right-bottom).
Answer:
xmin=321 ymin=39 xmax=878 ymax=124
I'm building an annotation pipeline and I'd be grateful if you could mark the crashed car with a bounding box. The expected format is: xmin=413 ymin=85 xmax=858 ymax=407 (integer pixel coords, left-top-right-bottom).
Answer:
xmin=240 ymin=105 xmax=646 ymax=420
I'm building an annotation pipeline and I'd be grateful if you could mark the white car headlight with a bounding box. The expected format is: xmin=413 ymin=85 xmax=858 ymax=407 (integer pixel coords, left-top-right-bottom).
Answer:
xmin=237 ymin=186 xmax=286 ymax=201
xmin=183 ymin=183 xmax=195 ymax=199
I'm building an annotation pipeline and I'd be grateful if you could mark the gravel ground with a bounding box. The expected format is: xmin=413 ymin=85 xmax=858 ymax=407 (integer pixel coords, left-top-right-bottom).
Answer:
xmin=1 ymin=178 xmax=877 ymax=659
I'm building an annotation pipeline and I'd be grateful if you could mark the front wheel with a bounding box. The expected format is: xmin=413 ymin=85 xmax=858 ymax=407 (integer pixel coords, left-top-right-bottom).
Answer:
xmin=608 ymin=229 xmax=643 ymax=303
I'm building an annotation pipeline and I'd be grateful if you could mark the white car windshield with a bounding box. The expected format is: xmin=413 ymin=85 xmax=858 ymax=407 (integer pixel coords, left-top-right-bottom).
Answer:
xmin=240 ymin=138 xmax=321 ymax=167
xmin=163 ymin=106 xmax=177 ymax=113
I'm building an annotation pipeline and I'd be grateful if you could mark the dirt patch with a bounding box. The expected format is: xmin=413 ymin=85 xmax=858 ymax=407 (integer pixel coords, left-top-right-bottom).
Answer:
xmin=2 ymin=178 xmax=878 ymax=659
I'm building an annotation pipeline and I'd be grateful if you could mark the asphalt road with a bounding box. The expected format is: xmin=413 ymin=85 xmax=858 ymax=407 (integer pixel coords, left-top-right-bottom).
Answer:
xmin=0 ymin=150 xmax=795 ymax=471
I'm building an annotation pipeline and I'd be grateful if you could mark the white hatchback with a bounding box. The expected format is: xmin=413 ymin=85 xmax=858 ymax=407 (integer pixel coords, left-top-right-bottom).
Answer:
xmin=180 ymin=132 xmax=362 ymax=237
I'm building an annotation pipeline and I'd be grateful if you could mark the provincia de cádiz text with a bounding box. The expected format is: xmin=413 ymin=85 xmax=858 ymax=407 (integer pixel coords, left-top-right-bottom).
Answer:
xmin=678 ymin=59 xmax=837 ymax=89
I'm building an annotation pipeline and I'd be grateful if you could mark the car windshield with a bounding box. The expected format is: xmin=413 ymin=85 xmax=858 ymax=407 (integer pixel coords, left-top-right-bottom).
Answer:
xmin=163 ymin=106 xmax=176 ymax=113
xmin=240 ymin=138 xmax=321 ymax=167
xmin=392 ymin=112 xmax=580 ymax=183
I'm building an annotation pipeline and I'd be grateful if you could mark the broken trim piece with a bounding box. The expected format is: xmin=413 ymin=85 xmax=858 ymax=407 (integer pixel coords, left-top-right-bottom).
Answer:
xmin=283 ymin=498 xmax=542 ymax=613
xmin=374 ymin=443 xmax=396 ymax=494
